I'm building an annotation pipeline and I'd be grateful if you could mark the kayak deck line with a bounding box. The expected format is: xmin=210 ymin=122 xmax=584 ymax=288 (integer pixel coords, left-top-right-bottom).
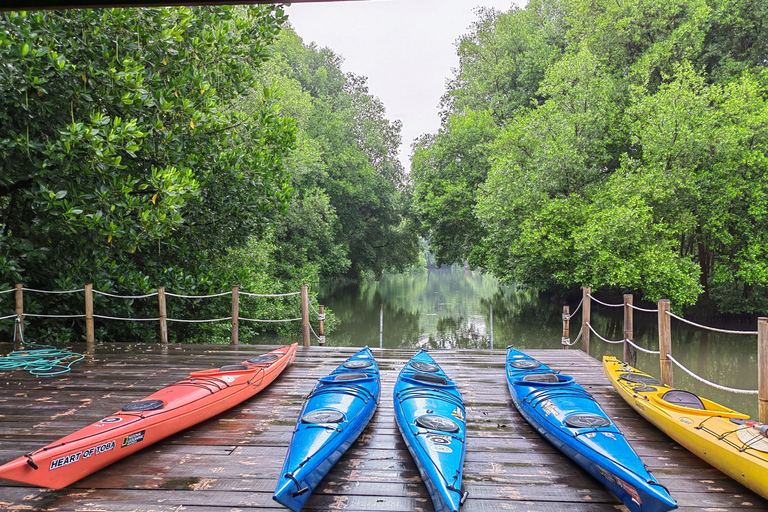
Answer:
xmin=0 ymin=343 xmax=766 ymax=511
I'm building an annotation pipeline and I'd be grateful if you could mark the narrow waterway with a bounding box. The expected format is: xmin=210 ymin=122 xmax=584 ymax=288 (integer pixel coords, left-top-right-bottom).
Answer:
xmin=320 ymin=266 xmax=761 ymax=419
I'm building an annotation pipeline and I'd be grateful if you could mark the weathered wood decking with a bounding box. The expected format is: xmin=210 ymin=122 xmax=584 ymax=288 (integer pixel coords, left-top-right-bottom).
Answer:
xmin=1 ymin=343 xmax=766 ymax=511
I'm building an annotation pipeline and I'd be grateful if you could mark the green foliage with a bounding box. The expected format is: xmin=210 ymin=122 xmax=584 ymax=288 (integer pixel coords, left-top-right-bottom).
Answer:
xmin=412 ymin=110 xmax=498 ymax=267
xmin=0 ymin=7 xmax=302 ymax=341
xmin=413 ymin=0 xmax=768 ymax=313
xmin=259 ymin=28 xmax=420 ymax=281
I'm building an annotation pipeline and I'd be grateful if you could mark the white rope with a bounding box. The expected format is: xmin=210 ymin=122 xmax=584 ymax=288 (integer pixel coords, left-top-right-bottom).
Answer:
xmin=587 ymin=293 xmax=623 ymax=308
xmin=93 ymin=290 xmax=159 ymax=299
xmin=628 ymin=303 xmax=658 ymax=313
xmin=22 ymin=287 xmax=85 ymax=294
xmin=308 ymin=301 xmax=319 ymax=316
xmin=586 ymin=322 xmax=625 ymax=344
xmin=0 ymin=313 xmax=18 ymax=320
xmin=0 ymin=289 xmax=14 ymax=295
xmin=239 ymin=291 xmax=301 ymax=297
xmin=164 ymin=291 xmax=232 ymax=299
xmin=666 ymin=354 xmax=758 ymax=395
xmin=23 ymin=313 xmax=86 ymax=319
xmin=562 ymin=326 xmax=582 ymax=346
xmin=167 ymin=316 xmax=232 ymax=323
xmin=566 ymin=298 xmax=583 ymax=319
xmin=93 ymin=314 xmax=161 ymax=322
xmin=666 ymin=311 xmax=757 ymax=335
xmin=239 ymin=317 xmax=302 ymax=323
xmin=625 ymin=338 xmax=660 ymax=355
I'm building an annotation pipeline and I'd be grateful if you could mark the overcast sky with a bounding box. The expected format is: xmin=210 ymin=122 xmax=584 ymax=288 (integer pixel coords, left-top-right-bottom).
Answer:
xmin=287 ymin=0 xmax=519 ymax=171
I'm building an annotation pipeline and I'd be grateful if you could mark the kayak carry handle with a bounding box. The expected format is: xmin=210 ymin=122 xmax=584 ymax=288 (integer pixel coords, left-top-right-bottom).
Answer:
xmin=26 ymin=456 xmax=39 ymax=470
xmin=460 ymin=488 xmax=469 ymax=505
xmin=285 ymin=472 xmax=310 ymax=497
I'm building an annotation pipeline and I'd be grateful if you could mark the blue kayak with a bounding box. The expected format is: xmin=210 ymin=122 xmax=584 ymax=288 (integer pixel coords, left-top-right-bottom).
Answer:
xmin=394 ymin=350 xmax=468 ymax=512
xmin=273 ymin=347 xmax=380 ymax=511
xmin=506 ymin=347 xmax=677 ymax=512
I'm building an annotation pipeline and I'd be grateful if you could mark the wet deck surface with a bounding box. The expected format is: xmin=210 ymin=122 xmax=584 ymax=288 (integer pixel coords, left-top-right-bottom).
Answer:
xmin=1 ymin=343 xmax=766 ymax=512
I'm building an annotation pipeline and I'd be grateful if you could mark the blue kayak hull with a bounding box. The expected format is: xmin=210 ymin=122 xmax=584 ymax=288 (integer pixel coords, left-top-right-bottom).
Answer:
xmin=273 ymin=347 xmax=380 ymax=512
xmin=394 ymin=350 xmax=467 ymax=512
xmin=506 ymin=347 xmax=677 ymax=512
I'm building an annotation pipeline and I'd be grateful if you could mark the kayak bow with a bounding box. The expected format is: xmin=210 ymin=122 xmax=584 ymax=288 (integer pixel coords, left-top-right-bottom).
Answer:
xmin=604 ymin=356 xmax=768 ymax=500
xmin=394 ymin=350 xmax=468 ymax=512
xmin=506 ymin=347 xmax=677 ymax=512
xmin=273 ymin=346 xmax=380 ymax=511
xmin=0 ymin=343 xmax=297 ymax=489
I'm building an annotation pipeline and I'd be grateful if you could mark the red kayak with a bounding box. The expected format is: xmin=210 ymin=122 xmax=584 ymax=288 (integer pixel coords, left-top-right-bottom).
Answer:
xmin=0 ymin=343 xmax=297 ymax=489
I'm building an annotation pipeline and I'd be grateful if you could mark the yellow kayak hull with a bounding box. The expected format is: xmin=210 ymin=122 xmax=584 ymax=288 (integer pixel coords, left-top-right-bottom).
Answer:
xmin=603 ymin=356 xmax=768 ymax=499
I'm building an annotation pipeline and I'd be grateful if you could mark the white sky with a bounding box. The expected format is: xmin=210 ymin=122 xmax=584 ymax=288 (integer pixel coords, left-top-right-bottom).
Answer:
xmin=287 ymin=0 xmax=519 ymax=171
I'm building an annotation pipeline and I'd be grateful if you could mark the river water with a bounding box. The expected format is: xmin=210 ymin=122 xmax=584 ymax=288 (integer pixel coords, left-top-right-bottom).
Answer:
xmin=319 ymin=266 xmax=761 ymax=419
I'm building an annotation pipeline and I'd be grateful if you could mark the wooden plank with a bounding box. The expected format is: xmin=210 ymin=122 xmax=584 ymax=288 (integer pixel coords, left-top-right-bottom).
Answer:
xmin=0 ymin=343 xmax=766 ymax=511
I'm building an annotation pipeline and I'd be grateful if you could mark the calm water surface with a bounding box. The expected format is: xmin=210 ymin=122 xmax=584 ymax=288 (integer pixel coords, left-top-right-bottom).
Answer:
xmin=320 ymin=266 xmax=761 ymax=418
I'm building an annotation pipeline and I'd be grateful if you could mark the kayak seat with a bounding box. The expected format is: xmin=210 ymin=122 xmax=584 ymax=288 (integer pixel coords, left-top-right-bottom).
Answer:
xmin=412 ymin=373 xmax=448 ymax=385
xmin=662 ymin=390 xmax=705 ymax=409
xmin=522 ymin=373 xmax=559 ymax=383
xmin=220 ymin=364 xmax=248 ymax=372
xmin=334 ymin=372 xmax=368 ymax=381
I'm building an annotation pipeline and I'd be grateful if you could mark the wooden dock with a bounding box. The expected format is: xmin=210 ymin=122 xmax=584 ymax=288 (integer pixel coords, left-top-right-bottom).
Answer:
xmin=1 ymin=343 xmax=766 ymax=511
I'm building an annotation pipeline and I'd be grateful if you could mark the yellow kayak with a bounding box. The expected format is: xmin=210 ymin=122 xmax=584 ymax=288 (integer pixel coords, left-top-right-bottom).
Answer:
xmin=603 ymin=356 xmax=768 ymax=499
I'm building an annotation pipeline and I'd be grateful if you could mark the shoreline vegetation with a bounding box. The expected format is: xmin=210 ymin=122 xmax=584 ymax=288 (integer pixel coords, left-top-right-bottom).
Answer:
xmin=2 ymin=1 xmax=767 ymax=345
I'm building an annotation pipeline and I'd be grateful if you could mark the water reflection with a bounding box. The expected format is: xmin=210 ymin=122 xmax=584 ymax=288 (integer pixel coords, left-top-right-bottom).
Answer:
xmin=320 ymin=267 xmax=762 ymax=419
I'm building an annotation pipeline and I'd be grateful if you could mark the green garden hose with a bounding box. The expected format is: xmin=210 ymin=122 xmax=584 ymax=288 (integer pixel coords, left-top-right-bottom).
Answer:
xmin=0 ymin=318 xmax=84 ymax=376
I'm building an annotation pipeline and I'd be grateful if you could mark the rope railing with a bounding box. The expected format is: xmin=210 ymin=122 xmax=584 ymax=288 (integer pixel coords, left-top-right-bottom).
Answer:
xmin=562 ymin=326 xmax=582 ymax=346
xmin=93 ymin=314 xmax=161 ymax=322
xmin=23 ymin=313 xmax=86 ymax=319
xmin=666 ymin=354 xmax=758 ymax=395
xmin=3 ymin=284 xmax=324 ymax=347
xmin=628 ymin=303 xmax=659 ymax=313
xmin=666 ymin=311 xmax=758 ymax=336
xmin=565 ymin=298 xmax=583 ymax=320
xmin=164 ymin=291 xmax=232 ymax=299
xmin=239 ymin=291 xmax=301 ymax=297
xmin=625 ymin=338 xmax=660 ymax=355
xmin=167 ymin=316 xmax=233 ymax=323
xmin=563 ymin=288 xmax=767 ymax=420
xmin=93 ymin=290 xmax=159 ymax=299
xmin=586 ymin=293 xmax=623 ymax=308
xmin=585 ymin=322 xmax=625 ymax=344
xmin=21 ymin=287 xmax=85 ymax=294
xmin=239 ymin=316 xmax=302 ymax=323
xmin=309 ymin=322 xmax=326 ymax=345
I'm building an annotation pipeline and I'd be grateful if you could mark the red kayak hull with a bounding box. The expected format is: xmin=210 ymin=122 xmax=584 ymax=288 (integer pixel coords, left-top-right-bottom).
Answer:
xmin=0 ymin=343 xmax=297 ymax=489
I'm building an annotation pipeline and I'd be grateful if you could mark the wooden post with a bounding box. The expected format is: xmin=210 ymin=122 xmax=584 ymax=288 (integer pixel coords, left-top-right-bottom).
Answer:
xmin=85 ymin=283 xmax=94 ymax=345
xmin=318 ymin=305 xmax=325 ymax=346
xmin=158 ymin=287 xmax=168 ymax=345
xmin=301 ymin=285 xmax=310 ymax=347
xmin=758 ymin=317 xmax=768 ymax=424
xmin=581 ymin=287 xmax=591 ymax=354
xmin=489 ymin=304 xmax=494 ymax=350
xmin=658 ymin=299 xmax=673 ymax=387
xmin=623 ymin=294 xmax=634 ymax=364
xmin=231 ymin=285 xmax=239 ymax=345
xmin=562 ymin=306 xmax=570 ymax=350
xmin=14 ymin=284 xmax=23 ymax=346
xmin=379 ymin=304 xmax=383 ymax=349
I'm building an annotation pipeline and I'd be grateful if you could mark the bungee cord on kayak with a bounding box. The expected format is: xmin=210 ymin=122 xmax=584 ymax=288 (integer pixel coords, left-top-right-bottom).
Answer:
xmin=0 ymin=317 xmax=84 ymax=377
